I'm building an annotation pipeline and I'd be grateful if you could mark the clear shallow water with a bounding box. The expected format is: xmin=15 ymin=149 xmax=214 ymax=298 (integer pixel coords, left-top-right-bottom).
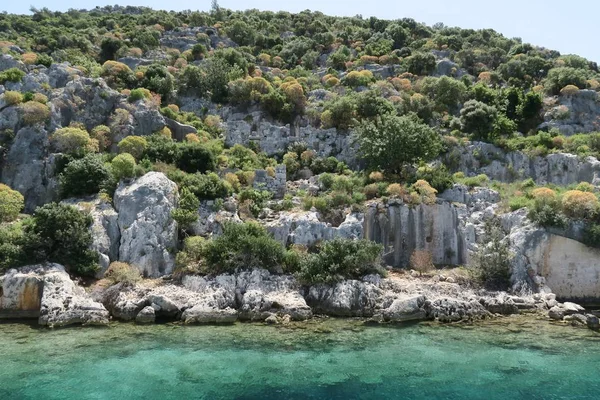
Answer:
xmin=1 ymin=316 xmax=599 ymax=400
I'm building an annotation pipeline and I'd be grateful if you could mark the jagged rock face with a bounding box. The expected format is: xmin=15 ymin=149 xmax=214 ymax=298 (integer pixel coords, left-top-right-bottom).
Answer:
xmin=363 ymin=201 xmax=467 ymax=267
xmin=449 ymin=142 xmax=600 ymax=186
xmin=252 ymin=165 xmax=287 ymax=199
xmin=164 ymin=117 xmax=197 ymax=141
xmin=510 ymin=225 xmax=600 ymax=301
xmin=49 ymin=77 xmax=121 ymax=131
xmin=0 ymin=264 xmax=109 ymax=327
xmin=114 ymin=172 xmax=178 ymax=277
xmin=266 ymin=211 xmax=363 ymax=247
xmin=0 ymin=54 xmax=26 ymax=72
xmin=101 ymin=269 xmax=311 ymax=323
xmin=223 ymin=110 xmax=358 ymax=166
xmin=62 ymin=196 xmax=120 ymax=277
xmin=540 ymin=90 xmax=600 ymax=135
xmin=304 ymin=280 xmax=382 ymax=317
xmin=0 ymin=127 xmax=59 ymax=212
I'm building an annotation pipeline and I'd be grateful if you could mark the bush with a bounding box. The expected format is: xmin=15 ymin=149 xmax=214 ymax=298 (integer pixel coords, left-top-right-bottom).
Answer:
xmin=144 ymin=134 xmax=179 ymax=164
xmin=410 ymin=250 xmax=434 ymax=275
xmin=91 ymin=125 xmax=112 ymax=152
xmin=182 ymin=172 xmax=231 ymax=200
xmin=101 ymin=60 xmax=135 ymax=89
xmin=404 ymin=52 xmax=436 ymax=75
xmin=19 ymin=101 xmax=50 ymax=125
xmin=343 ymin=70 xmax=374 ymax=88
xmin=0 ymin=221 xmax=26 ymax=270
xmin=104 ymin=262 xmax=141 ymax=285
xmin=414 ymin=164 xmax=454 ymax=192
xmin=118 ymin=136 xmax=148 ymax=160
xmin=111 ymin=153 xmax=136 ymax=181
xmin=470 ymin=218 xmax=511 ymax=290
xmin=528 ymin=187 xmax=565 ymax=227
xmin=460 ymin=100 xmax=498 ymax=141
xmin=411 ymin=180 xmax=437 ymax=205
xmin=3 ymin=90 xmax=23 ymax=105
xmin=544 ymin=67 xmax=589 ymax=95
xmin=175 ymin=236 xmax=207 ymax=275
xmin=52 ymin=127 xmax=92 ymax=155
xmin=60 ymin=154 xmax=111 ymax=198
xmin=171 ymin=187 xmax=200 ymax=230
xmin=202 ymin=222 xmax=288 ymax=274
xmin=176 ymin=142 xmax=217 ymax=173
xmin=386 ymin=183 xmax=406 ymax=197
xmin=0 ymin=184 xmax=24 ymax=222
xmin=23 ymin=203 xmax=98 ymax=277
xmin=0 ymin=68 xmax=25 ymax=84
xmin=321 ymin=95 xmax=357 ymax=130
xmin=297 ymin=238 xmax=384 ymax=284
xmin=357 ymin=114 xmax=442 ymax=174
xmin=561 ymin=190 xmax=599 ymax=219
xmin=128 ymin=88 xmax=151 ymax=102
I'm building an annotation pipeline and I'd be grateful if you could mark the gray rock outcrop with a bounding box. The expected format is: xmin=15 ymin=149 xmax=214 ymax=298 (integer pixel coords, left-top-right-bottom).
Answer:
xmin=0 ymin=264 xmax=109 ymax=327
xmin=540 ymin=90 xmax=600 ymax=135
xmin=1 ymin=127 xmax=59 ymax=212
xmin=114 ymin=172 xmax=178 ymax=277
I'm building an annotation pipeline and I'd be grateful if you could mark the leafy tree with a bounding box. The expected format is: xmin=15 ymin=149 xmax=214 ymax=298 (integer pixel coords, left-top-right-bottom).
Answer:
xmin=471 ymin=218 xmax=511 ymax=290
xmin=420 ymin=76 xmax=467 ymax=112
xmin=23 ymin=203 xmax=98 ymax=277
xmin=356 ymin=114 xmax=442 ymax=173
xmin=141 ymin=64 xmax=174 ymax=100
xmin=298 ymin=238 xmax=384 ymax=284
xmin=171 ymin=187 xmax=200 ymax=230
xmin=60 ymin=154 xmax=111 ymax=198
xmin=544 ymin=67 xmax=589 ymax=95
xmin=404 ymin=52 xmax=436 ymax=75
xmin=176 ymin=142 xmax=217 ymax=173
xmin=460 ymin=100 xmax=498 ymax=141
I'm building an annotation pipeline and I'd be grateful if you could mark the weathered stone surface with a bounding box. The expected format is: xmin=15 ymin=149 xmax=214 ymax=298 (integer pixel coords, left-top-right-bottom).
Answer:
xmin=114 ymin=172 xmax=178 ymax=277
xmin=305 ymin=280 xmax=382 ymax=317
xmin=135 ymin=306 xmax=156 ymax=324
xmin=253 ymin=165 xmax=286 ymax=199
xmin=189 ymin=200 xmax=242 ymax=237
xmin=363 ymin=200 xmax=467 ymax=267
xmin=448 ymin=141 xmax=600 ymax=186
xmin=381 ymin=296 xmax=427 ymax=322
xmin=587 ymin=315 xmax=600 ymax=331
xmin=266 ymin=211 xmax=363 ymax=247
xmin=1 ymin=127 xmax=59 ymax=212
xmin=181 ymin=306 xmax=238 ymax=324
xmin=165 ymin=117 xmax=197 ymax=141
xmin=0 ymin=264 xmax=109 ymax=326
xmin=540 ymin=90 xmax=600 ymax=135
xmin=0 ymin=54 xmax=26 ymax=72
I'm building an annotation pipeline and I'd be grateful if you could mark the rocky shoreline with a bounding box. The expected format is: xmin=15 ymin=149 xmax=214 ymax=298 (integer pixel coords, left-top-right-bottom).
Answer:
xmin=1 ymin=263 xmax=598 ymax=333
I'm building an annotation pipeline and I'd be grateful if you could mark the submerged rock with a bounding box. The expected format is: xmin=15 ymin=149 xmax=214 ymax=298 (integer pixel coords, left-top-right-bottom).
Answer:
xmin=135 ymin=306 xmax=156 ymax=324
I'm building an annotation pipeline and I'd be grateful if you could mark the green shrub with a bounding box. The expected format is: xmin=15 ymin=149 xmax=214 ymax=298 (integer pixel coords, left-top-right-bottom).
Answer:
xmin=0 ymin=184 xmax=24 ymax=222
xmin=202 ymin=222 xmax=288 ymax=274
xmin=175 ymin=236 xmax=207 ymax=275
xmin=23 ymin=203 xmax=98 ymax=277
xmin=176 ymin=142 xmax=217 ymax=173
xmin=0 ymin=68 xmax=25 ymax=84
xmin=414 ymin=164 xmax=454 ymax=192
xmin=118 ymin=135 xmax=148 ymax=160
xmin=297 ymin=238 xmax=384 ymax=284
xmin=321 ymin=95 xmax=357 ymax=130
xmin=144 ymin=134 xmax=179 ymax=164
xmin=544 ymin=67 xmax=589 ymax=95
xmin=171 ymin=188 xmax=200 ymax=230
xmin=508 ymin=196 xmax=530 ymax=211
xmin=528 ymin=188 xmax=565 ymax=228
xmin=357 ymin=113 xmax=442 ymax=174
xmin=3 ymin=90 xmax=23 ymax=105
xmin=128 ymin=88 xmax=151 ymax=102
xmin=52 ymin=127 xmax=92 ymax=155
xmin=238 ymin=188 xmax=272 ymax=217
xmin=582 ymin=223 xmax=600 ymax=249
xmin=19 ymin=101 xmax=50 ymax=125
xmin=460 ymin=100 xmax=498 ymax=141
xmin=470 ymin=218 xmax=511 ymax=290
xmin=104 ymin=262 xmax=141 ymax=285
xmin=60 ymin=154 xmax=111 ymax=198
xmin=182 ymin=172 xmax=231 ymax=200
xmin=111 ymin=153 xmax=136 ymax=181
xmin=561 ymin=190 xmax=599 ymax=219
xmin=0 ymin=221 xmax=26 ymax=270
xmin=404 ymin=52 xmax=436 ymax=75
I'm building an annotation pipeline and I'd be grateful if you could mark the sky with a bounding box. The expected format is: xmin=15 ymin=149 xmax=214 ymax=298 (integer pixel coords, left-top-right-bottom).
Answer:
xmin=2 ymin=0 xmax=598 ymax=63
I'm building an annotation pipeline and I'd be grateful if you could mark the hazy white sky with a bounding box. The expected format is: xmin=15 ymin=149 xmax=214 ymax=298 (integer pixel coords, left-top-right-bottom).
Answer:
xmin=2 ymin=0 xmax=598 ymax=62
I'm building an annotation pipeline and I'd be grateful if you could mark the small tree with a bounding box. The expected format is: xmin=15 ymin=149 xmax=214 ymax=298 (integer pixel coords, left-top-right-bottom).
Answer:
xmin=356 ymin=113 xmax=442 ymax=174
xmin=111 ymin=153 xmax=137 ymax=181
xmin=171 ymin=188 xmax=200 ymax=231
xmin=23 ymin=203 xmax=99 ymax=277
xmin=60 ymin=154 xmax=111 ymax=198
xmin=471 ymin=218 xmax=511 ymax=290
xmin=410 ymin=250 xmax=434 ymax=276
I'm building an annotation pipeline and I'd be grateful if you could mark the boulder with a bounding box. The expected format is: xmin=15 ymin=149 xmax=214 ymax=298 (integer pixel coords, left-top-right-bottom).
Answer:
xmin=548 ymin=306 xmax=565 ymax=320
xmin=181 ymin=306 xmax=238 ymax=324
xmin=0 ymin=54 xmax=26 ymax=72
xmin=0 ymin=264 xmax=109 ymax=327
xmin=426 ymin=298 xmax=490 ymax=322
xmin=135 ymin=306 xmax=156 ymax=324
xmin=381 ymin=296 xmax=427 ymax=322
xmin=165 ymin=117 xmax=197 ymax=141
xmin=586 ymin=315 xmax=600 ymax=331
xmin=305 ymin=280 xmax=382 ymax=317
xmin=114 ymin=172 xmax=178 ymax=277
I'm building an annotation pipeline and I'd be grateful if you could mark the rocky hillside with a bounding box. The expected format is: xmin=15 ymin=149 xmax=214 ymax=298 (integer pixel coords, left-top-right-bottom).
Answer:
xmin=1 ymin=6 xmax=600 ymax=329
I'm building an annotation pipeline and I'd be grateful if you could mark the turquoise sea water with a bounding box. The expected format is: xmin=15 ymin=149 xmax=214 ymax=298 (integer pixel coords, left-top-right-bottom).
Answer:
xmin=1 ymin=316 xmax=599 ymax=400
